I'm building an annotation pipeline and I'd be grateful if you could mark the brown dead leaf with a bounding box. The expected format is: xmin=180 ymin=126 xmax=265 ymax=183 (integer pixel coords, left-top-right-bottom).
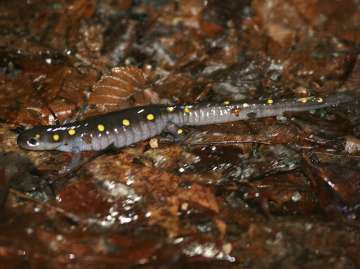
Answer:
xmin=178 ymin=183 xmax=219 ymax=213
xmin=86 ymin=67 xmax=159 ymax=116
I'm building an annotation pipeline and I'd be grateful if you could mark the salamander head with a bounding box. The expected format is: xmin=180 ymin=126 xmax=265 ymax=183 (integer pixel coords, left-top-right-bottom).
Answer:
xmin=17 ymin=126 xmax=63 ymax=151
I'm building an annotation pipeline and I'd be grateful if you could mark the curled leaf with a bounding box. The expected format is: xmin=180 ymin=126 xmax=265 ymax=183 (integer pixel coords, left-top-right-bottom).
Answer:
xmin=87 ymin=67 xmax=159 ymax=115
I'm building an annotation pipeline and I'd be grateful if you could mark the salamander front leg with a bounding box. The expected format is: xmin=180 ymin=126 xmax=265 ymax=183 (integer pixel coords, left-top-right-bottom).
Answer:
xmin=59 ymin=142 xmax=117 ymax=175
xmin=60 ymin=146 xmax=82 ymax=174
xmin=68 ymin=149 xmax=82 ymax=171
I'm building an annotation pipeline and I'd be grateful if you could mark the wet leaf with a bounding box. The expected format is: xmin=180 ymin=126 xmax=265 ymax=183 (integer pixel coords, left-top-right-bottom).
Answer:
xmin=86 ymin=67 xmax=159 ymax=116
xmin=2 ymin=1 xmax=360 ymax=268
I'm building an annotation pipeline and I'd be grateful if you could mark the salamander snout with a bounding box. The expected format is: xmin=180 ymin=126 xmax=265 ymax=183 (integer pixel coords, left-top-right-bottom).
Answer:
xmin=17 ymin=126 xmax=61 ymax=151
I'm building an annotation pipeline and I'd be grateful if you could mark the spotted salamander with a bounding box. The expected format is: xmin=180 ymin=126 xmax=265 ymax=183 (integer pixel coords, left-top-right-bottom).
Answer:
xmin=17 ymin=94 xmax=352 ymax=152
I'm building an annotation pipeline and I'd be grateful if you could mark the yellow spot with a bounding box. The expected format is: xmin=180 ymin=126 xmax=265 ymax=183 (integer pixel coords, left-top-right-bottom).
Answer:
xmin=146 ymin=113 xmax=155 ymax=121
xmin=68 ymin=129 xmax=76 ymax=136
xmin=35 ymin=134 xmax=41 ymax=139
xmin=177 ymin=128 xmax=184 ymax=135
xmin=184 ymin=106 xmax=191 ymax=113
xmin=267 ymin=99 xmax=274 ymax=105
xmin=298 ymin=97 xmax=309 ymax=103
xmin=167 ymin=106 xmax=175 ymax=112
xmin=317 ymin=97 xmax=323 ymax=103
xmin=122 ymin=119 xmax=130 ymax=126
xmin=223 ymin=100 xmax=230 ymax=105
xmin=52 ymin=134 xmax=60 ymax=142
xmin=97 ymin=124 xmax=105 ymax=132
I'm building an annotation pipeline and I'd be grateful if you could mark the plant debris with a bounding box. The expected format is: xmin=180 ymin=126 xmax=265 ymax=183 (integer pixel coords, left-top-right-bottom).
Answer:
xmin=1 ymin=0 xmax=360 ymax=268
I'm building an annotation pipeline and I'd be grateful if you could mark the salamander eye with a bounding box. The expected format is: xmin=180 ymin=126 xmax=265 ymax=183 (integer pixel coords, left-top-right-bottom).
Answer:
xmin=27 ymin=138 xmax=39 ymax=147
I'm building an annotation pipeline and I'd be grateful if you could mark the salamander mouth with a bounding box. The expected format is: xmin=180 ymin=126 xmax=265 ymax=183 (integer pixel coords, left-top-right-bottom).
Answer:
xmin=17 ymin=133 xmax=30 ymax=149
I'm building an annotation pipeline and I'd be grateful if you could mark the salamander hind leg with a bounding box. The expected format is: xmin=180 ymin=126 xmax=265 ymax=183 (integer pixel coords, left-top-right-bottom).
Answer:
xmin=160 ymin=122 xmax=187 ymax=144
